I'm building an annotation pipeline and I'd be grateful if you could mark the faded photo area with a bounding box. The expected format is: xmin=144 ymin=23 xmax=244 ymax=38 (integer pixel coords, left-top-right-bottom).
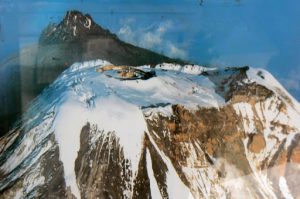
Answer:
xmin=0 ymin=1 xmax=300 ymax=199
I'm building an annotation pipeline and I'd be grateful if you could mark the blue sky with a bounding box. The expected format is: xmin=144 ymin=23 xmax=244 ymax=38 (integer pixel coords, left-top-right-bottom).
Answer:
xmin=0 ymin=0 xmax=300 ymax=100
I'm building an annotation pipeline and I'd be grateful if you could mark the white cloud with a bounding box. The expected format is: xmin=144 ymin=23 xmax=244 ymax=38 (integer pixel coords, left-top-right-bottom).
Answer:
xmin=281 ymin=68 xmax=300 ymax=91
xmin=118 ymin=25 xmax=134 ymax=41
xmin=167 ymin=43 xmax=187 ymax=59
xmin=118 ymin=19 xmax=187 ymax=59
xmin=143 ymin=32 xmax=162 ymax=48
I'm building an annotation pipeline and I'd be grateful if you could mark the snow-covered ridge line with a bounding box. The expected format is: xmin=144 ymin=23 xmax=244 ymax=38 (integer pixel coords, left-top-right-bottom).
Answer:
xmin=152 ymin=63 xmax=217 ymax=75
xmin=247 ymin=68 xmax=300 ymax=111
xmin=68 ymin=59 xmax=217 ymax=76
xmin=69 ymin=59 xmax=112 ymax=72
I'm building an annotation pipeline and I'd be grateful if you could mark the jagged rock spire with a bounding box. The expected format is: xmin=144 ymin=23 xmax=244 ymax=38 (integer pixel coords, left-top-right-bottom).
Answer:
xmin=63 ymin=10 xmax=93 ymax=30
xmin=39 ymin=10 xmax=111 ymax=44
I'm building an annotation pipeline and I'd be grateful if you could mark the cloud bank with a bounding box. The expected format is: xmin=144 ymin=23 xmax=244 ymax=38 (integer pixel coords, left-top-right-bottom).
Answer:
xmin=118 ymin=18 xmax=187 ymax=59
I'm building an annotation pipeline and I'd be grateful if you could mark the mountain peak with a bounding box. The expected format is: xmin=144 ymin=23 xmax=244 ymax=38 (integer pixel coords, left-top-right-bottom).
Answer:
xmin=38 ymin=10 xmax=181 ymax=66
xmin=63 ymin=10 xmax=93 ymax=29
xmin=39 ymin=10 xmax=111 ymax=44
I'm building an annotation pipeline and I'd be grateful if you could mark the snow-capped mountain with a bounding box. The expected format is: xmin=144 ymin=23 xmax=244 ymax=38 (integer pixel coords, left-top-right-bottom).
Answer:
xmin=0 ymin=10 xmax=183 ymax=136
xmin=0 ymin=60 xmax=299 ymax=199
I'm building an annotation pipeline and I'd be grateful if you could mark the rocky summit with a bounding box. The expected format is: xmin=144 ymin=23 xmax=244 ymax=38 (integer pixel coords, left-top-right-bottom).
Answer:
xmin=0 ymin=60 xmax=299 ymax=199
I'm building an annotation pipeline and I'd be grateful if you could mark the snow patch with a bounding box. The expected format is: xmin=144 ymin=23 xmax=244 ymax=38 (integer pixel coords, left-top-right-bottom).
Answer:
xmin=147 ymin=131 xmax=194 ymax=199
xmin=279 ymin=177 xmax=294 ymax=199
xmin=84 ymin=17 xmax=91 ymax=29
xmin=146 ymin=149 xmax=163 ymax=199
xmin=233 ymin=102 xmax=256 ymax=134
xmin=156 ymin=63 xmax=181 ymax=71
xmin=69 ymin=59 xmax=111 ymax=72
xmin=54 ymin=100 xmax=85 ymax=199
xmin=73 ymin=26 xmax=77 ymax=36
xmin=143 ymin=105 xmax=174 ymax=119
xmin=155 ymin=63 xmax=216 ymax=75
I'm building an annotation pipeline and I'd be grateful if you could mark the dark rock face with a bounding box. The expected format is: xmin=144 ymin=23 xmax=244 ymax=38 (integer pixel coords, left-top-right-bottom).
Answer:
xmin=75 ymin=124 xmax=129 ymax=199
xmin=0 ymin=10 xmax=183 ymax=136
xmin=38 ymin=140 xmax=70 ymax=199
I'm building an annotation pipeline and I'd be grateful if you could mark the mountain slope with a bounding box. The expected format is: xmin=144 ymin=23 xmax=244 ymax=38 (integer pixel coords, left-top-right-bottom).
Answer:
xmin=0 ymin=10 xmax=183 ymax=136
xmin=0 ymin=60 xmax=299 ymax=198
